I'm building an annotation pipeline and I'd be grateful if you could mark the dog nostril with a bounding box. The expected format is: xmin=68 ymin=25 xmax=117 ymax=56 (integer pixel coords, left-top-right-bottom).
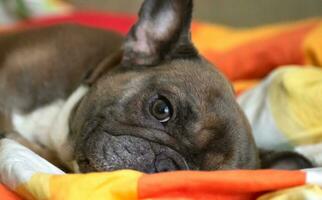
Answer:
xmin=155 ymin=157 xmax=179 ymax=172
xmin=158 ymin=167 xmax=170 ymax=172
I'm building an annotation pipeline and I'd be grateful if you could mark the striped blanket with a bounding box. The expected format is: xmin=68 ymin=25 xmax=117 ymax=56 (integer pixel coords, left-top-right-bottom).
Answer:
xmin=0 ymin=11 xmax=321 ymax=200
xmin=1 ymin=139 xmax=322 ymax=200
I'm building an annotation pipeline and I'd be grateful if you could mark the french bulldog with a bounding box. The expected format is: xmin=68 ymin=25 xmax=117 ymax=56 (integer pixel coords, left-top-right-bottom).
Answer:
xmin=0 ymin=0 xmax=312 ymax=173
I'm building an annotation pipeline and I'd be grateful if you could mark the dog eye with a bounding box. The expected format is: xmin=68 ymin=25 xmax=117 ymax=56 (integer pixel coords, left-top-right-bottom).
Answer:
xmin=149 ymin=96 xmax=173 ymax=123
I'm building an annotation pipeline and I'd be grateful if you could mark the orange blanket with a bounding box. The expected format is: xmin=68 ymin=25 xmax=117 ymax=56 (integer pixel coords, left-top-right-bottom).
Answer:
xmin=0 ymin=139 xmax=319 ymax=200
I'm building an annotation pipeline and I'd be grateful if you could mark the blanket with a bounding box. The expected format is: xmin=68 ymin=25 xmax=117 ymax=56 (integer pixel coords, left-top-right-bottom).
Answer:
xmin=239 ymin=66 xmax=322 ymax=165
xmin=0 ymin=10 xmax=322 ymax=200
xmin=1 ymin=139 xmax=322 ymax=200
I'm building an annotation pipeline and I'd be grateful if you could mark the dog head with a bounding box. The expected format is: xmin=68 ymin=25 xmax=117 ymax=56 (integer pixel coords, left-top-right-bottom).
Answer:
xmin=69 ymin=0 xmax=259 ymax=173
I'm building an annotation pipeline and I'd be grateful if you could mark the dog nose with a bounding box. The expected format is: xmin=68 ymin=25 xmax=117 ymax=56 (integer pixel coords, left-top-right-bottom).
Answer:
xmin=155 ymin=154 xmax=180 ymax=172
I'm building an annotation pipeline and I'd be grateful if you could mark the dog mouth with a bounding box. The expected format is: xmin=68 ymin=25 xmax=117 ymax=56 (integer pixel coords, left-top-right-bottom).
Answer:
xmin=76 ymin=134 xmax=189 ymax=173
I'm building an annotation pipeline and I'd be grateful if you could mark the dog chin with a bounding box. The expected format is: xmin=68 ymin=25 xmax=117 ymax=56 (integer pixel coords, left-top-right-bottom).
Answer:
xmin=75 ymin=134 xmax=189 ymax=173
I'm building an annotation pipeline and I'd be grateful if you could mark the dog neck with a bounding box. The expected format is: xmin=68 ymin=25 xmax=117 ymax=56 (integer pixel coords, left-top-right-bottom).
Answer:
xmin=11 ymin=86 xmax=89 ymax=163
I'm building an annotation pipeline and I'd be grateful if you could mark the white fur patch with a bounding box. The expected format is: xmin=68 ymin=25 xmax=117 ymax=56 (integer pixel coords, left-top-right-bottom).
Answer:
xmin=12 ymin=100 xmax=65 ymax=147
xmin=11 ymin=86 xmax=89 ymax=161
xmin=50 ymin=86 xmax=89 ymax=161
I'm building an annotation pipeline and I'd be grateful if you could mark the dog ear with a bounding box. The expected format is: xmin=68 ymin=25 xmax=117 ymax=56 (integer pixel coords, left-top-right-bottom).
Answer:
xmin=260 ymin=150 xmax=313 ymax=170
xmin=121 ymin=0 xmax=198 ymax=67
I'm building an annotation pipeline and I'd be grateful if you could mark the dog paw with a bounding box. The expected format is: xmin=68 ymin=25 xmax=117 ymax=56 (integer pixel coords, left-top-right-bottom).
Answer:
xmin=260 ymin=150 xmax=314 ymax=170
xmin=0 ymin=131 xmax=6 ymax=139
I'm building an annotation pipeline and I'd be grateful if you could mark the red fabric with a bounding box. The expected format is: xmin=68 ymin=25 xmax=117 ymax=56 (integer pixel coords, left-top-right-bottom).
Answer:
xmin=10 ymin=11 xmax=136 ymax=35
xmin=0 ymin=184 xmax=22 ymax=200
xmin=138 ymin=170 xmax=306 ymax=200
